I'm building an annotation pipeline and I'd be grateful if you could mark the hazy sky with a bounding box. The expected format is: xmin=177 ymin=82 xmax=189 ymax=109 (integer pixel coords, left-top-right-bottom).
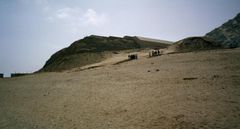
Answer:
xmin=1 ymin=0 xmax=240 ymax=76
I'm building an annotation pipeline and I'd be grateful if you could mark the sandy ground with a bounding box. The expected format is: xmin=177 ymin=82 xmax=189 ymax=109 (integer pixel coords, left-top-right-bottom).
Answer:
xmin=75 ymin=50 xmax=148 ymax=71
xmin=0 ymin=48 xmax=240 ymax=129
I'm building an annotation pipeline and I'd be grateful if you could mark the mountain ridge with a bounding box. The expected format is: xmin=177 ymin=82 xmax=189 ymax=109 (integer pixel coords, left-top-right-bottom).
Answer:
xmin=205 ymin=13 xmax=240 ymax=48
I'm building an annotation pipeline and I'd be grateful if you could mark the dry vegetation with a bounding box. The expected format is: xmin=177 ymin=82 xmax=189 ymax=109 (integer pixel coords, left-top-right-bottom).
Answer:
xmin=1 ymin=48 xmax=240 ymax=129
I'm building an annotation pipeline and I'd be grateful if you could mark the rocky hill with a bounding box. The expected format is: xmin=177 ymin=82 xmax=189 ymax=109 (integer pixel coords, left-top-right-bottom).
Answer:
xmin=39 ymin=35 xmax=172 ymax=72
xmin=206 ymin=13 xmax=240 ymax=48
xmin=166 ymin=13 xmax=240 ymax=53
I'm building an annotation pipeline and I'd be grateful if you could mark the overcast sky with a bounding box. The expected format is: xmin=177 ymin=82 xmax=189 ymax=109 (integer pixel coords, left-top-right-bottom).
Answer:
xmin=0 ymin=0 xmax=240 ymax=77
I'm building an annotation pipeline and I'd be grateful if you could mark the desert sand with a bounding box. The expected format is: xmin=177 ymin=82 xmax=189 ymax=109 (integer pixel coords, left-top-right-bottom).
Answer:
xmin=0 ymin=48 xmax=240 ymax=129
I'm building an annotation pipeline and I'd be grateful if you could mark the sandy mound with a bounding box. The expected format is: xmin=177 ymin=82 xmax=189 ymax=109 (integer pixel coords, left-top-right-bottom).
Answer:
xmin=167 ymin=37 xmax=222 ymax=53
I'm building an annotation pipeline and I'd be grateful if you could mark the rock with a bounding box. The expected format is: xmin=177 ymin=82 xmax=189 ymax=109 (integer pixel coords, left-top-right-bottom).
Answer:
xmin=205 ymin=13 xmax=240 ymax=48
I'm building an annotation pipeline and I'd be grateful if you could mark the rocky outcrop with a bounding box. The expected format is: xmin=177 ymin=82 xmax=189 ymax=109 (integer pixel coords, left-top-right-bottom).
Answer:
xmin=206 ymin=13 xmax=240 ymax=48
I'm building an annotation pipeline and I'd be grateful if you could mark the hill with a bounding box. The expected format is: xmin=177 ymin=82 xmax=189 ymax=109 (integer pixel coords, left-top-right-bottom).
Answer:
xmin=205 ymin=13 xmax=240 ymax=48
xmin=39 ymin=35 xmax=172 ymax=72
xmin=167 ymin=37 xmax=221 ymax=53
xmin=165 ymin=13 xmax=240 ymax=53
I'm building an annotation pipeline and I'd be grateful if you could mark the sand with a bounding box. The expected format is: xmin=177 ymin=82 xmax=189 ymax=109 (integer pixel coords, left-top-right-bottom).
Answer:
xmin=0 ymin=48 xmax=240 ymax=129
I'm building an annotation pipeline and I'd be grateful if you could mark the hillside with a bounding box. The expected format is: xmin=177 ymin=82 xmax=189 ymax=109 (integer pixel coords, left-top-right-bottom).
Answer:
xmin=167 ymin=37 xmax=222 ymax=53
xmin=39 ymin=35 xmax=172 ymax=72
xmin=1 ymin=48 xmax=240 ymax=129
xmin=164 ymin=13 xmax=240 ymax=53
xmin=205 ymin=13 xmax=240 ymax=48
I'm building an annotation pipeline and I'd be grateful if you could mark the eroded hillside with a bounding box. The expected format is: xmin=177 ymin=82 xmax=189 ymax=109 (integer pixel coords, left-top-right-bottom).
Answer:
xmin=40 ymin=35 xmax=171 ymax=72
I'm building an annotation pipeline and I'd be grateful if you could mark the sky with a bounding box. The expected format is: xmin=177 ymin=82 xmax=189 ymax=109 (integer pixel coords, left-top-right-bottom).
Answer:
xmin=0 ymin=0 xmax=240 ymax=77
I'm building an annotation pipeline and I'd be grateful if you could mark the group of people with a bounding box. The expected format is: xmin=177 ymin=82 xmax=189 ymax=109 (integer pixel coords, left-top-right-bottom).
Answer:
xmin=128 ymin=49 xmax=162 ymax=60
xmin=149 ymin=49 xmax=162 ymax=57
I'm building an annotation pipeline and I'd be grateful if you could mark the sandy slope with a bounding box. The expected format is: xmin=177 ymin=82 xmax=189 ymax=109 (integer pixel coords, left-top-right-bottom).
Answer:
xmin=0 ymin=48 xmax=240 ymax=129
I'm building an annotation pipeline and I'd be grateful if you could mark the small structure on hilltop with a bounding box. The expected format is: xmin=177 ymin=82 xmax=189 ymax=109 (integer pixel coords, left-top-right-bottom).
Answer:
xmin=128 ymin=54 xmax=138 ymax=60
xmin=149 ymin=48 xmax=162 ymax=57
xmin=0 ymin=73 xmax=3 ymax=78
